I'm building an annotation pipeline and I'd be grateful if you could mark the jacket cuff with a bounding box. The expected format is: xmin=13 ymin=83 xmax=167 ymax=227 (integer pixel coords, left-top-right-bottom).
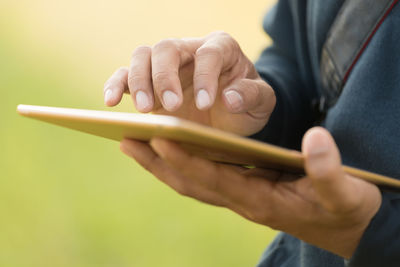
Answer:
xmin=345 ymin=192 xmax=400 ymax=267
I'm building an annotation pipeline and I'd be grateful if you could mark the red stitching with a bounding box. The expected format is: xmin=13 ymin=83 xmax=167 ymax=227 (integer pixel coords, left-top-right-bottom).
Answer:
xmin=343 ymin=0 xmax=400 ymax=83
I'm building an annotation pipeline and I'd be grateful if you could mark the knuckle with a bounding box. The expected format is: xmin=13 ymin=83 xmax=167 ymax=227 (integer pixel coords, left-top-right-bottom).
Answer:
xmin=196 ymin=45 xmax=223 ymax=58
xmin=116 ymin=66 xmax=128 ymax=74
xmin=104 ymin=67 xmax=127 ymax=90
xmin=212 ymin=31 xmax=238 ymax=48
xmin=127 ymin=72 xmax=142 ymax=88
xmin=152 ymin=71 xmax=176 ymax=91
xmin=193 ymin=71 xmax=212 ymax=81
xmin=206 ymin=31 xmax=240 ymax=65
xmin=322 ymin=199 xmax=352 ymax=215
xmin=131 ymin=45 xmax=151 ymax=59
xmin=318 ymin=165 xmax=339 ymax=180
xmin=153 ymin=38 xmax=179 ymax=51
xmin=210 ymin=30 xmax=230 ymax=39
xmin=152 ymin=70 xmax=174 ymax=83
xmin=257 ymin=79 xmax=276 ymax=102
xmin=246 ymin=80 xmax=260 ymax=95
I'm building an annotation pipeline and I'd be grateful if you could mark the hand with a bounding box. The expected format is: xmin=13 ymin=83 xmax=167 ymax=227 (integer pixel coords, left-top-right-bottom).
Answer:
xmin=103 ymin=31 xmax=275 ymax=136
xmin=120 ymin=127 xmax=382 ymax=259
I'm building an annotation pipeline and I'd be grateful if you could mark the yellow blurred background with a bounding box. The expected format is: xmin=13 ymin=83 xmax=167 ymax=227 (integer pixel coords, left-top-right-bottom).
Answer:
xmin=1 ymin=0 xmax=277 ymax=266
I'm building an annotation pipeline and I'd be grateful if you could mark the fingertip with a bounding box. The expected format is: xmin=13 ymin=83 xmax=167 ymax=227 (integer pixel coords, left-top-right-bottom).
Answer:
xmin=120 ymin=139 xmax=149 ymax=159
xmin=150 ymin=137 xmax=182 ymax=154
xmin=150 ymin=138 xmax=190 ymax=168
xmin=149 ymin=137 xmax=169 ymax=158
xmin=104 ymin=67 xmax=129 ymax=106
xmin=134 ymin=90 xmax=154 ymax=112
xmin=149 ymin=137 xmax=171 ymax=148
xmin=161 ymin=90 xmax=182 ymax=111
xmin=120 ymin=138 xmax=131 ymax=152
xmin=220 ymin=79 xmax=275 ymax=118
xmin=302 ymin=128 xmax=360 ymax=214
xmin=104 ymin=89 xmax=113 ymax=106
xmin=302 ymin=127 xmax=332 ymax=158
xmin=223 ymin=89 xmax=244 ymax=112
xmin=120 ymin=142 xmax=129 ymax=157
xmin=195 ymin=89 xmax=212 ymax=110
xmin=104 ymin=89 xmax=123 ymax=107
xmin=302 ymin=127 xmax=343 ymax=181
xmin=105 ymin=101 xmax=116 ymax=107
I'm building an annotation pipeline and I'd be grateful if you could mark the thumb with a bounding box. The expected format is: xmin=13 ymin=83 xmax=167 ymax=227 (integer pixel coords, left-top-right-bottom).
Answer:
xmin=222 ymin=78 xmax=275 ymax=117
xmin=302 ymin=127 xmax=357 ymax=213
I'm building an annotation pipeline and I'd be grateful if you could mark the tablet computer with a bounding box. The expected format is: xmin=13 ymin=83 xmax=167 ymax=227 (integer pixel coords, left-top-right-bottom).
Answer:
xmin=17 ymin=104 xmax=400 ymax=190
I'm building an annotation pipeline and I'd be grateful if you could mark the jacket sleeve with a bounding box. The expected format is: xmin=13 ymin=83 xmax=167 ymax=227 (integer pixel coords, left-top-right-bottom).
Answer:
xmin=345 ymin=193 xmax=400 ymax=267
xmin=251 ymin=0 xmax=320 ymax=150
xmin=254 ymin=2 xmax=400 ymax=267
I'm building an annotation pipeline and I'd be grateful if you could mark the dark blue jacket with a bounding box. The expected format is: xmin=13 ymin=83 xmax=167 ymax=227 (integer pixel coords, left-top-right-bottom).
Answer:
xmin=253 ymin=0 xmax=400 ymax=266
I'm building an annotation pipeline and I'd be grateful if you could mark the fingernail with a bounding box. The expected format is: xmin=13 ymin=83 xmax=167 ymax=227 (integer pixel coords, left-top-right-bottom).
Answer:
xmin=162 ymin=90 xmax=179 ymax=110
xmin=196 ymin=89 xmax=211 ymax=109
xmin=104 ymin=89 xmax=113 ymax=104
xmin=135 ymin=90 xmax=151 ymax=111
xmin=309 ymin=145 xmax=329 ymax=158
xmin=307 ymin=132 xmax=330 ymax=157
xmin=306 ymin=135 xmax=332 ymax=176
xmin=224 ymin=90 xmax=243 ymax=110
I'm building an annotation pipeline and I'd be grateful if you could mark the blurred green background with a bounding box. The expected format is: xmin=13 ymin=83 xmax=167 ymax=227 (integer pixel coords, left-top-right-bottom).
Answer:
xmin=1 ymin=0 xmax=277 ymax=266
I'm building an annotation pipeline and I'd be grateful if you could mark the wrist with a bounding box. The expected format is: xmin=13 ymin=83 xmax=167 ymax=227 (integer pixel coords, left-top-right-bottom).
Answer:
xmin=325 ymin=191 xmax=382 ymax=259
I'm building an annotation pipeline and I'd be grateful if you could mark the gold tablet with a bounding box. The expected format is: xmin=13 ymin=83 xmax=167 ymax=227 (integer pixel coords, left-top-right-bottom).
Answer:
xmin=17 ymin=104 xmax=400 ymax=190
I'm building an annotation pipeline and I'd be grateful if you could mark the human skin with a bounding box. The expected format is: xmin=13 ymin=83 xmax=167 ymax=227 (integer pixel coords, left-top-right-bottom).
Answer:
xmin=104 ymin=32 xmax=382 ymax=259
xmin=103 ymin=31 xmax=275 ymax=136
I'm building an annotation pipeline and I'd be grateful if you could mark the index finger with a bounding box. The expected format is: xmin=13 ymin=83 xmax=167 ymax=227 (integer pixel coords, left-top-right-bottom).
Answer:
xmin=103 ymin=67 xmax=129 ymax=106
